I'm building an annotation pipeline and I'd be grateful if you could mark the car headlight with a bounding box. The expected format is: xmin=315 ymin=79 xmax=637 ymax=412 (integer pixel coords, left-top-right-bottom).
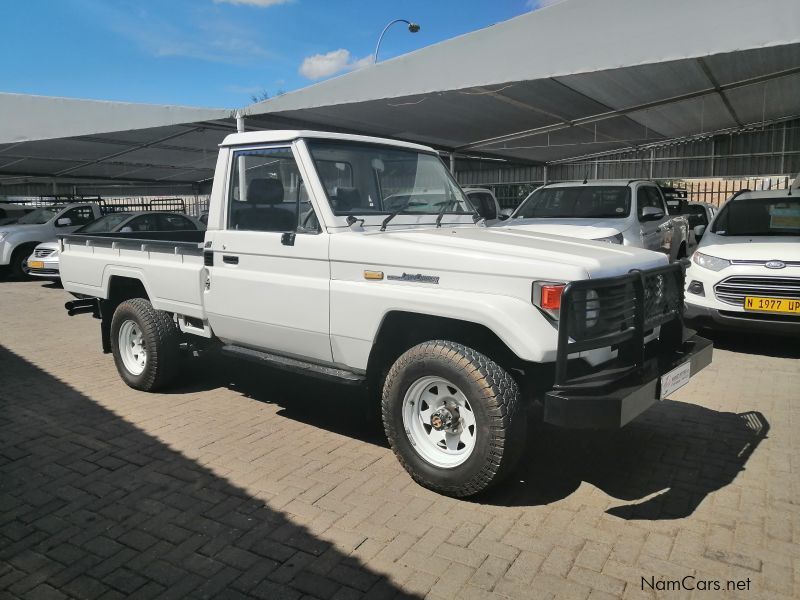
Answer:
xmin=692 ymin=251 xmax=730 ymax=271
xmin=593 ymin=233 xmax=624 ymax=244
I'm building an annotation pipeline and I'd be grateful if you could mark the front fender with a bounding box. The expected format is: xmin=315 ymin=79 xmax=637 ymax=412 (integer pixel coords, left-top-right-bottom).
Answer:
xmin=329 ymin=279 xmax=558 ymax=371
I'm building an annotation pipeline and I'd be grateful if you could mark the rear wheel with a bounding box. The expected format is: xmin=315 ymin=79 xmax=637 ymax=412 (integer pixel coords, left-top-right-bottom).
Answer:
xmin=110 ymin=298 xmax=181 ymax=391
xmin=382 ymin=340 xmax=526 ymax=497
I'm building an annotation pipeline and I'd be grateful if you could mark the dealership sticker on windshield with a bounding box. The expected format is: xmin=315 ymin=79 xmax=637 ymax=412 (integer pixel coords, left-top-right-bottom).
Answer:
xmin=660 ymin=361 xmax=691 ymax=399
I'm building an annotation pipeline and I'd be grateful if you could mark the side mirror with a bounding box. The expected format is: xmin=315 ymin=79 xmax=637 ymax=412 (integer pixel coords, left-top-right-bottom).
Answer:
xmin=694 ymin=224 xmax=706 ymax=239
xmin=640 ymin=206 xmax=664 ymax=221
xmin=56 ymin=217 xmax=72 ymax=227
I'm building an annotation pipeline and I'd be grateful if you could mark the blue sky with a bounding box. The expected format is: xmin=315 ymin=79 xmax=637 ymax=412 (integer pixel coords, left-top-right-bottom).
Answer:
xmin=0 ymin=0 xmax=548 ymax=109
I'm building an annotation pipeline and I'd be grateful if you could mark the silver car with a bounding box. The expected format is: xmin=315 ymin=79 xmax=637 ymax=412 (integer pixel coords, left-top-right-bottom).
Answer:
xmin=27 ymin=211 xmax=205 ymax=279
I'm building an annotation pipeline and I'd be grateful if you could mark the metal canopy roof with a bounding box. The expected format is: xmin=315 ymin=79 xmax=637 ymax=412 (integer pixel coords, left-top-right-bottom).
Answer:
xmin=0 ymin=94 xmax=235 ymax=188
xmin=1 ymin=0 xmax=799 ymax=191
xmin=246 ymin=0 xmax=800 ymax=164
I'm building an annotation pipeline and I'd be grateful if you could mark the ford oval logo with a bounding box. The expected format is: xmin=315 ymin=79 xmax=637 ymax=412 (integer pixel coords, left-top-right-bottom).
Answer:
xmin=765 ymin=260 xmax=786 ymax=269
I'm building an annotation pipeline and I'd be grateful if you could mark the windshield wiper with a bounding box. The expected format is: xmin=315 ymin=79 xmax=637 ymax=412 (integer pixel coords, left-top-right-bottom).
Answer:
xmin=435 ymin=200 xmax=460 ymax=228
xmin=380 ymin=201 xmax=426 ymax=231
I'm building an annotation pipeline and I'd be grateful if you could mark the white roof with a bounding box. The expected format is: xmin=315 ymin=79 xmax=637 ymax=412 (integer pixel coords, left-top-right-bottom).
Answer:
xmin=735 ymin=189 xmax=796 ymax=200
xmin=543 ymin=179 xmax=653 ymax=187
xmin=220 ymin=130 xmax=435 ymax=152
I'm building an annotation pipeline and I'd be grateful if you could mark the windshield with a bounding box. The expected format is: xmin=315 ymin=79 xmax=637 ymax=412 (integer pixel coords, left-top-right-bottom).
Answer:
xmin=712 ymin=196 xmax=800 ymax=236
xmin=77 ymin=213 xmax=132 ymax=233
xmin=514 ymin=186 xmax=631 ymax=219
xmin=16 ymin=207 xmax=59 ymax=225
xmin=306 ymin=140 xmax=475 ymax=216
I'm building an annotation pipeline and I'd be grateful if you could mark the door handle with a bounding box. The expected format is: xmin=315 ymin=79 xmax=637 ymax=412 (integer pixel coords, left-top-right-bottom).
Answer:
xmin=222 ymin=255 xmax=239 ymax=265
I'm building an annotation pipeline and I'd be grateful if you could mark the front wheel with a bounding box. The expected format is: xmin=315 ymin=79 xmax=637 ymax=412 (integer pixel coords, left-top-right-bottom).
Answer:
xmin=382 ymin=340 xmax=526 ymax=497
xmin=110 ymin=298 xmax=181 ymax=391
xmin=10 ymin=245 xmax=36 ymax=279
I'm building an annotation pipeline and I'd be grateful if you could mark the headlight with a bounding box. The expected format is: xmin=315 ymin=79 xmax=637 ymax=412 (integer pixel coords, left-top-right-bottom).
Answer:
xmin=692 ymin=251 xmax=730 ymax=271
xmin=593 ymin=233 xmax=624 ymax=244
xmin=584 ymin=289 xmax=600 ymax=328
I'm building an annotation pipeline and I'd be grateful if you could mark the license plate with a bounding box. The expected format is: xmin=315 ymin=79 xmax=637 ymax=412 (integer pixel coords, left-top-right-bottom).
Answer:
xmin=28 ymin=260 xmax=44 ymax=269
xmin=744 ymin=296 xmax=800 ymax=314
xmin=660 ymin=361 xmax=691 ymax=399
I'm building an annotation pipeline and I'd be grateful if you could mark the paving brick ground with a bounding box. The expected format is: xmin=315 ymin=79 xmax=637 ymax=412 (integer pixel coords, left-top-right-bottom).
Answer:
xmin=1 ymin=279 xmax=798 ymax=599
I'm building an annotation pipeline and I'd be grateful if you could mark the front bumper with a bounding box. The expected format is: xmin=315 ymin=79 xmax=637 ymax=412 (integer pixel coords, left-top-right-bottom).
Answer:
xmin=685 ymin=302 xmax=799 ymax=336
xmin=27 ymin=257 xmax=60 ymax=278
xmin=544 ymin=333 xmax=713 ymax=429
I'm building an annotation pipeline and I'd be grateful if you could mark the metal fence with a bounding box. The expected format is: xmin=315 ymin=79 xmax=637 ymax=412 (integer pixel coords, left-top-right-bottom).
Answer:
xmin=664 ymin=177 xmax=792 ymax=207
xmin=3 ymin=195 xmax=211 ymax=217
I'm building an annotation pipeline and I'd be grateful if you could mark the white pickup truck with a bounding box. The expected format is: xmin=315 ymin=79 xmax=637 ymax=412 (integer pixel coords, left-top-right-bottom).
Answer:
xmin=501 ymin=180 xmax=692 ymax=261
xmin=59 ymin=130 xmax=712 ymax=496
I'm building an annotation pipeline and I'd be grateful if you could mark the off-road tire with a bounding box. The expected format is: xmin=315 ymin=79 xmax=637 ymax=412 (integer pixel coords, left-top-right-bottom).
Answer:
xmin=382 ymin=340 xmax=526 ymax=497
xmin=110 ymin=298 xmax=181 ymax=391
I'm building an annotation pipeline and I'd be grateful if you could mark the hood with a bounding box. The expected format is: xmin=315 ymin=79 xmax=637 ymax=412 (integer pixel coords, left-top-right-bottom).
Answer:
xmin=332 ymin=225 xmax=667 ymax=282
xmin=34 ymin=240 xmax=60 ymax=251
xmin=499 ymin=217 xmax=626 ymax=240
xmin=698 ymin=233 xmax=800 ymax=261
xmin=0 ymin=223 xmax=44 ymax=236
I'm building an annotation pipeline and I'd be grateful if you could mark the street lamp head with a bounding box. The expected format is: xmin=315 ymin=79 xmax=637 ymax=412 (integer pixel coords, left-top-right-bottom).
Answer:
xmin=374 ymin=19 xmax=422 ymax=63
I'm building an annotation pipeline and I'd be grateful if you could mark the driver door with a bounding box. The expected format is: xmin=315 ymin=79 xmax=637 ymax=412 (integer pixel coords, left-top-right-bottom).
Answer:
xmin=202 ymin=146 xmax=332 ymax=363
xmin=636 ymin=186 xmax=670 ymax=254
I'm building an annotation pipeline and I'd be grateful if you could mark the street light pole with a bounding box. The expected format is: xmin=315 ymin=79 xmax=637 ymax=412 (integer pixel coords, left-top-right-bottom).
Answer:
xmin=374 ymin=19 xmax=420 ymax=63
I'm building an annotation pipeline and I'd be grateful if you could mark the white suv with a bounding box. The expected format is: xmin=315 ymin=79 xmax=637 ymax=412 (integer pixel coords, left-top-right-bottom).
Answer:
xmin=684 ymin=189 xmax=800 ymax=335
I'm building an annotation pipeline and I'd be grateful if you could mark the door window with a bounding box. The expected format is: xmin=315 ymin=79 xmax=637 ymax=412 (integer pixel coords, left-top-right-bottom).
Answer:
xmin=637 ymin=187 xmax=666 ymax=220
xmin=124 ymin=214 xmax=161 ymax=232
xmin=684 ymin=205 xmax=708 ymax=228
xmin=61 ymin=206 xmax=95 ymax=226
xmin=228 ymin=147 xmax=316 ymax=233
xmin=158 ymin=214 xmax=196 ymax=230
xmin=470 ymin=192 xmax=498 ymax=220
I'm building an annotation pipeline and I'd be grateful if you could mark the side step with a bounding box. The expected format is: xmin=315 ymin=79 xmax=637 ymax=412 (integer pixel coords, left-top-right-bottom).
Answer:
xmin=221 ymin=345 xmax=365 ymax=386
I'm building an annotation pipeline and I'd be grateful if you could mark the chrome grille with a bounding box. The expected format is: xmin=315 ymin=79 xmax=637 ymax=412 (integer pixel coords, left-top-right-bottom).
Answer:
xmin=729 ymin=259 xmax=800 ymax=267
xmin=33 ymin=248 xmax=55 ymax=258
xmin=714 ymin=276 xmax=800 ymax=306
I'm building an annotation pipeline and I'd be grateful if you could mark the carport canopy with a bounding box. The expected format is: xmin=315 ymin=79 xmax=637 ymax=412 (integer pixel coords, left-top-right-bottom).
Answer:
xmin=246 ymin=0 xmax=800 ymax=165
xmin=1 ymin=0 xmax=798 ymax=191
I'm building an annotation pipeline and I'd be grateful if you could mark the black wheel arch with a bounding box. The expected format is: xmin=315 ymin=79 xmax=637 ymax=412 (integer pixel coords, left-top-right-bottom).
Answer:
xmin=366 ymin=311 xmax=522 ymax=394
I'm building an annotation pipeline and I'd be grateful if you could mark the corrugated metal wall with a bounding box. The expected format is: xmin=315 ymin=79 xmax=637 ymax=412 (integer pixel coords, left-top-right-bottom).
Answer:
xmin=456 ymin=118 xmax=800 ymax=194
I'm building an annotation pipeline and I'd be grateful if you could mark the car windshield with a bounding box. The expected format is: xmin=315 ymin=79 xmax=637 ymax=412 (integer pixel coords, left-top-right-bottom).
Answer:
xmin=77 ymin=213 xmax=132 ymax=233
xmin=514 ymin=186 xmax=631 ymax=219
xmin=712 ymin=196 xmax=800 ymax=236
xmin=15 ymin=208 xmax=58 ymax=224
xmin=306 ymin=140 xmax=475 ymax=216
